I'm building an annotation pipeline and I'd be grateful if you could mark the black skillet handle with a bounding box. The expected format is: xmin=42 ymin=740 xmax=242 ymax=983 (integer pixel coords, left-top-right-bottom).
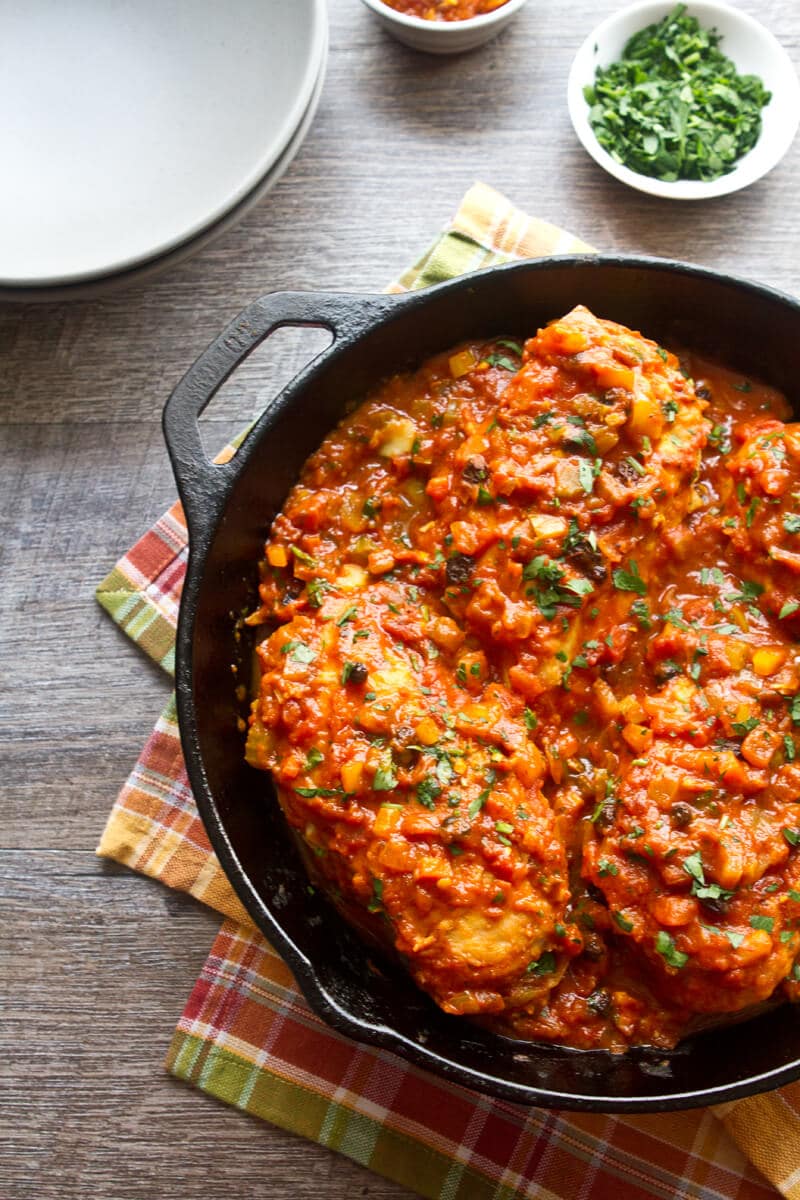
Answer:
xmin=162 ymin=290 xmax=398 ymax=550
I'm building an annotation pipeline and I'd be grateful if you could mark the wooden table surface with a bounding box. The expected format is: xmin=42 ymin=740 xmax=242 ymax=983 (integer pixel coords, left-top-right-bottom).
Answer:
xmin=3 ymin=2 xmax=799 ymax=1196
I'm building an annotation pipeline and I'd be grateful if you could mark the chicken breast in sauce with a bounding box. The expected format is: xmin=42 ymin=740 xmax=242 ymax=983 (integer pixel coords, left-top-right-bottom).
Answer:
xmin=246 ymin=306 xmax=800 ymax=1050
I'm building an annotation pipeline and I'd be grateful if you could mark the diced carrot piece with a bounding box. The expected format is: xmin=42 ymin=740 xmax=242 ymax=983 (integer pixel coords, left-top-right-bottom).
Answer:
xmin=341 ymin=761 xmax=364 ymax=794
xmin=752 ymin=647 xmax=786 ymax=677
xmin=622 ymin=723 xmax=653 ymax=753
xmin=373 ymin=804 xmax=403 ymax=837
xmin=414 ymin=717 xmax=440 ymax=746
xmin=267 ymin=544 xmax=288 ymax=568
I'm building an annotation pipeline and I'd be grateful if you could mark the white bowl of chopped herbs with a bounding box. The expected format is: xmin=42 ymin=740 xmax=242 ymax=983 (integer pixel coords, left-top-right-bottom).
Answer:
xmin=568 ymin=1 xmax=800 ymax=199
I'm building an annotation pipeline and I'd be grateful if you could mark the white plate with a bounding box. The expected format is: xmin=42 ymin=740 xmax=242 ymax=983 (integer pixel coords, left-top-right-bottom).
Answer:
xmin=568 ymin=1 xmax=800 ymax=200
xmin=0 ymin=44 xmax=328 ymax=303
xmin=0 ymin=40 xmax=328 ymax=302
xmin=0 ymin=0 xmax=327 ymax=286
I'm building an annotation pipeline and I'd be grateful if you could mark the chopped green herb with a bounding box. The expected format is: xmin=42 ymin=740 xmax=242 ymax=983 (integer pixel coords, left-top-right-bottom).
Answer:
xmin=784 ymin=514 xmax=800 ymax=535
xmin=289 ymin=543 xmax=316 ymax=566
xmin=613 ymin=561 xmax=647 ymax=595
xmin=527 ymin=950 xmax=556 ymax=976
xmin=749 ymin=914 xmax=775 ymax=933
xmin=373 ymin=764 xmax=397 ymax=792
xmin=598 ymin=859 xmax=619 ymax=877
xmin=613 ymin=911 xmax=634 ymax=933
xmin=281 ymin=640 xmax=317 ymax=665
xmin=630 ymin=598 xmax=652 ymax=630
xmin=336 ymin=604 xmax=358 ymax=627
xmin=524 ymin=707 xmax=538 ymax=732
xmin=368 ymin=878 xmax=384 ymax=912
xmin=655 ymin=930 xmax=689 ymax=969
xmin=578 ymin=459 xmax=595 ymax=494
xmin=485 ymin=353 xmax=519 ymax=371
xmin=416 ymin=776 xmax=441 ymax=810
xmin=306 ymin=578 xmax=330 ymax=608
xmin=783 ymin=828 xmax=800 ymax=847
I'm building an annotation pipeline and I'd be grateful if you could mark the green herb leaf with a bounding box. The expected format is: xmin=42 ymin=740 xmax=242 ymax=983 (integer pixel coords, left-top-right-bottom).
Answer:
xmin=655 ymin=930 xmax=689 ymax=969
xmin=585 ymin=6 xmax=772 ymax=184
xmin=613 ymin=561 xmax=647 ymax=595
xmin=373 ymin=764 xmax=397 ymax=792
xmin=527 ymin=950 xmax=557 ymax=976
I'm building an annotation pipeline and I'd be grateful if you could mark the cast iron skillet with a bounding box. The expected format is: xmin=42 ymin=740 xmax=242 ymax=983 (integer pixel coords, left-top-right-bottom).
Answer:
xmin=163 ymin=256 xmax=800 ymax=1111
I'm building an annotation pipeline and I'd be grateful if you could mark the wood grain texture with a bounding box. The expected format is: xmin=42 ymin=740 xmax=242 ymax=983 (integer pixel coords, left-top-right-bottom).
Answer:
xmin=1 ymin=0 xmax=798 ymax=1196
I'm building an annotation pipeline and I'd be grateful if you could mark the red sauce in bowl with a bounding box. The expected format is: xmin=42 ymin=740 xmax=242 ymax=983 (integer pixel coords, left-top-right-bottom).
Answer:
xmin=379 ymin=0 xmax=511 ymax=21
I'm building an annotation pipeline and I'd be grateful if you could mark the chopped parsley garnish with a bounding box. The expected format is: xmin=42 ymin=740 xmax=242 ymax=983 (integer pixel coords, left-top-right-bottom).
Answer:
xmin=523 ymin=707 xmax=538 ymax=732
xmin=784 ymin=514 xmax=800 ymax=535
xmin=578 ymin=459 xmax=595 ymax=495
xmin=584 ymin=5 xmax=772 ymax=184
xmin=306 ymin=578 xmax=331 ymax=608
xmin=362 ymin=496 xmax=380 ymax=518
xmin=749 ymin=914 xmax=775 ymax=933
xmin=526 ymin=950 xmax=556 ymax=976
xmin=289 ymin=543 xmax=316 ymax=566
xmin=304 ymin=747 xmax=324 ymax=769
xmin=613 ymin=912 xmax=634 ymax=933
xmin=701 ymin=924 xmax=745 ymax=949
xmin=373 ymin=764 xmax=398 ymax=791
xmin=682 ymin=851 xmax=734 ymax=905
xmin=280 ymin=640 xmax=317 ymax=665
xmin=485 ymin=353 xmax=519 ymax=371
xmin=612 ymin=561 xmax=647 ymax=595
xmin=630 ymin=598 xmax=652 ymax=630
xmin=662 ymin=398 xmax=678 ymax=423
xmin=416 ymin=776 xmax=441 ymax=810
xmin=336 ymin=604 xmax=358 ymax=627
xmin=780 ymin=601 xmax=800 ymax=620
xmin=655 ymin=930 xmax=689 ymax=969
xmin=783 ymin=828 xmax=800 ymax=847
xmin=732 ymin=717 xmax=759 ymax=737
xmin=368 ymin=878 xmax=384 ymax=912
xmin=295 ymin=785 xmax=343 ymax=799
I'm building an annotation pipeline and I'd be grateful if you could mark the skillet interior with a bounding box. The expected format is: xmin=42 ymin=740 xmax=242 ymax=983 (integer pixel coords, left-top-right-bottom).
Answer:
xmin=171 ymin=257 xmax=800 ymax=1109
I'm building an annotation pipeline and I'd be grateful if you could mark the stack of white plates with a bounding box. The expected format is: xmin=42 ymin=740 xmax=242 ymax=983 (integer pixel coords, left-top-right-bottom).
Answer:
xmin=0 ymin=0 xmax=328 ymax=299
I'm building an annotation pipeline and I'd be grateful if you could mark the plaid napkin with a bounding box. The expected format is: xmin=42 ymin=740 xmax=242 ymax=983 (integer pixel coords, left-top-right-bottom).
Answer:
xmin=98 ymin=182 xmax=800 ymax=1200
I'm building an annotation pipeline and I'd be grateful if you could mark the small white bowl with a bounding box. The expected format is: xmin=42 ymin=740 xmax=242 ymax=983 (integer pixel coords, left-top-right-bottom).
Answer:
xmin=568 ymin=0 xmax=800 ymax=200
xmin=359 ymin=0 xmax=528 ymax=54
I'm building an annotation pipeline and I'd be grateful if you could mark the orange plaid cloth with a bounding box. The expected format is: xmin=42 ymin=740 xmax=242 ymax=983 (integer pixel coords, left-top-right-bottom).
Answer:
xmin=98 ymin=183 xmax=800 ymax=1200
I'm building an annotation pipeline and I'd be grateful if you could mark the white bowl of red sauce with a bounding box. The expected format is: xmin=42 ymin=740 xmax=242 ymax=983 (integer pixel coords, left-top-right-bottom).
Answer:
xmin=359 ymin=0 xmax=529 ymax=54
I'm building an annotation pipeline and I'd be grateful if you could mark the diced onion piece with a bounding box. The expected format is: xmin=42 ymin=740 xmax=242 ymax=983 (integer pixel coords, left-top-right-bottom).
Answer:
xmin=378 ymin=416 xmax=418 ymax=458
xmin=449 ymin=348 xmax=478 ymax=379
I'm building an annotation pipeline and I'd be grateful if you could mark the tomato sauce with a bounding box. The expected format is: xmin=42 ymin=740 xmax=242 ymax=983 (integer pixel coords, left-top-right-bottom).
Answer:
xmin=246 ymin=306 xmax=800 ymax=1050
xmin=379 ymin=0 xmax=511 ymax=21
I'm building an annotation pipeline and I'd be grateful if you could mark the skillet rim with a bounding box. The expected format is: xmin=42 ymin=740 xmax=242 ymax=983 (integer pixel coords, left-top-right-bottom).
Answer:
xmin=166 ymin=253 xmax=800 ymax=1110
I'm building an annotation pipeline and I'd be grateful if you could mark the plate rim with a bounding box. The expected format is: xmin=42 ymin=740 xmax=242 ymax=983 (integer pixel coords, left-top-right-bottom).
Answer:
xmin=0 ymin=0 xmax=328 ymax=287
